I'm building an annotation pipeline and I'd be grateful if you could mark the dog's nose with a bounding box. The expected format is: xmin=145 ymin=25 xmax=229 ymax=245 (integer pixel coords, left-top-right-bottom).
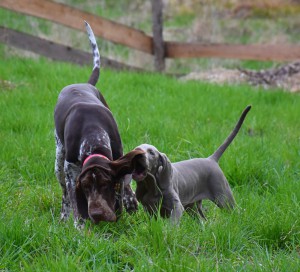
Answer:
xmin=89 ymin=209 xmax=117 ymax=223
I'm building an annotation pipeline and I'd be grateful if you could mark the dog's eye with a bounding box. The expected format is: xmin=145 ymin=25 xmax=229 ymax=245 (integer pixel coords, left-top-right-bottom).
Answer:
xmin=149 ymin=150 xmax=155 ymax=156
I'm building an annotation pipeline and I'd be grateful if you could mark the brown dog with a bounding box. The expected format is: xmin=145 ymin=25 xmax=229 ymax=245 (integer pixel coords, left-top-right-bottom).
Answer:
xmin=54 ymin=22 xmax=144 ymax=226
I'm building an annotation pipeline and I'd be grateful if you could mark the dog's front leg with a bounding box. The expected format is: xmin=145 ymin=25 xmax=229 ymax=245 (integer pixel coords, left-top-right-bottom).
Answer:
xmin=122 ymin=174 xmax=138 ymax=213
xmin=54 ymin=132 xmax=70 ymax=221
xmin=164 ymin=191 xmax=184 ymax=225
xmin=64 ymin=161 xmax=81 ymax=225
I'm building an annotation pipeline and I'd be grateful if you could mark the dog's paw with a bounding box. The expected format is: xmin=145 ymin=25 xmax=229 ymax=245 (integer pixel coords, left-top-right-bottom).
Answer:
xmin=60 ymin=208 xmax=71 ymax=222
xmin=123 ymin=185 xmax=138 ymax=213
xmin=74 ymin=218 xmax=85 ymax=230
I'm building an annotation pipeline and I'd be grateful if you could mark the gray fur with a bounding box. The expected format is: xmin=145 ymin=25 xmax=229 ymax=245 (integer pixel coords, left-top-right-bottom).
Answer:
xmin=133 ymin=106 xmax=251 ymax=223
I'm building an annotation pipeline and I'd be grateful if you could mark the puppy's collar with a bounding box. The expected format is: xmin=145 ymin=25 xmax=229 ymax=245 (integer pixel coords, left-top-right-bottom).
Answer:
xmin=83 ymin=154 xmax=109 ymax=166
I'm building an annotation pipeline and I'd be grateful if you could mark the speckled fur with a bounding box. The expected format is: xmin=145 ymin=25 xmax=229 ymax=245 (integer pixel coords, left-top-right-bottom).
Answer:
xmin=54 ymin=22 xmax=138 ymax=227
xmin=55 ymin=131 xmax=71 ymax=220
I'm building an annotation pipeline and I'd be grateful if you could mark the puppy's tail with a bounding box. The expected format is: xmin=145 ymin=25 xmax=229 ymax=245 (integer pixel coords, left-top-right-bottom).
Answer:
xmin=209 ymin=105 xmax=251 ymax=162
xmin=85 ymin=21 xmax=100 ymax=86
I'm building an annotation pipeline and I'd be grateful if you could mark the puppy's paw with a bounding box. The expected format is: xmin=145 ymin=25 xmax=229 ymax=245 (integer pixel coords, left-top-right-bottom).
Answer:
xmin=123 ymin=184 xmax=138 ymax=213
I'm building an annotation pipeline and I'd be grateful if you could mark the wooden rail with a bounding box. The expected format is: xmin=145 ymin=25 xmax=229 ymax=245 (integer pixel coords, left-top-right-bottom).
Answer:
xmin=0 ymin=27 xmax=143 ymax=71
xmin=0 ymin=0 xmax=299 ymax=69
xmin=0 ymin=0 xmax=153 ymax=54
xmin=165 ymin=42 xmax=300 ymax=61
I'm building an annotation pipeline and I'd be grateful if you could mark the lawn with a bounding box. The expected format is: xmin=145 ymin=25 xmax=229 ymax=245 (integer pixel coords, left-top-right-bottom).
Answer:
xmin=0 ymin=48 xmax=299 ymax=271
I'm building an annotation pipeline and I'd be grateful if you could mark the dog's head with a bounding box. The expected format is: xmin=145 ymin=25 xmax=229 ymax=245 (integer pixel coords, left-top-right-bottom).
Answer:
xmin=75 ymin=149 xmax=145 ymax=224
xmin=132 ymin=144 xmax=172 ymax=187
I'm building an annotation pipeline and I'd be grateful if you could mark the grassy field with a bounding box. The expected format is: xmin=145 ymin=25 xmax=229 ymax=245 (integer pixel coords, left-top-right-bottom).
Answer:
xmin=0 ymin=44 xmax=300 ymax=271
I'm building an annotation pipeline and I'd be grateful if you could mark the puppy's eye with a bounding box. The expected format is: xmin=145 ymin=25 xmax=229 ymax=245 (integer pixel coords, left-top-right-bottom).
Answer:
xmin=149 ymin=150 xmax=155 ymax=156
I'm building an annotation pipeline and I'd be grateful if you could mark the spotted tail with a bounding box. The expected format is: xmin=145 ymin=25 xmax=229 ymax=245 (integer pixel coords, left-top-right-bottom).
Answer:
xmin=84 ymin=21 xmax=100 ymax=86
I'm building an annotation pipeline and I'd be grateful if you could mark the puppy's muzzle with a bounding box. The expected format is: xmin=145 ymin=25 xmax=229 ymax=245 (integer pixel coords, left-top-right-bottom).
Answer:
xmin=132 ymin=149 xmax=148 ymax=182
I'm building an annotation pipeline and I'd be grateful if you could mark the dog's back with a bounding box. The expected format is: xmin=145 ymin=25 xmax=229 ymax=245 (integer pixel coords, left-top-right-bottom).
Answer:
xmin=55 ymin=84 xmax=101 ymax=116
xmin=54 ymin=83 xmax=106 ymax=137
xmin=172 ymin=158 xmax=233 ymax=207
xmin=54 ymin=21 xmax=119 ymax=163
xmin=54 ymin=82 xmax=121 ymax=163
xmin=172 ymin=158 xmax=221 ymax=203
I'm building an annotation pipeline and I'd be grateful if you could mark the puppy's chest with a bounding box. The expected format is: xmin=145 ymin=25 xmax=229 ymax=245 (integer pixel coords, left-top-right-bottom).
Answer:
xmin=138 ymin=190 xmax=172 ymax=218
xmin=136 ymin=183 xmax=162 ymax=206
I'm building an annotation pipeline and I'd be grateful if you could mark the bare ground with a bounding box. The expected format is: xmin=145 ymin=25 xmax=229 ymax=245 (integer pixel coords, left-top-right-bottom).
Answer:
xmin=180 ymin=62 xmax=300 ymax=93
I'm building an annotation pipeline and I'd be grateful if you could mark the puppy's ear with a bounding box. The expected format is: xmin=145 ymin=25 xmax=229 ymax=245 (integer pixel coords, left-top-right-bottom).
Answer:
xmin=75 ymin=177 xmax=89 ymax=219
xmin=157 ymin=154 xmax=164 ymax=178
xmin=157 ymin=152 xmax=168 ymax=175
xmin=155 ymin=152 xmax=173 ymax=190
xmin=110 ymin=149 xmax=145 ymax=177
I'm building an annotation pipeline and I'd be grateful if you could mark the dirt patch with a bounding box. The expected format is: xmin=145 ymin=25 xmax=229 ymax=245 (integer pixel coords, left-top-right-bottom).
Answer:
xmin=240 ymin=61 xmax=300 ymax=93
xmin=180 ymin=67 xmax=246 ymax=84
xmin=180 ymin=62 xmax=300 ymax=93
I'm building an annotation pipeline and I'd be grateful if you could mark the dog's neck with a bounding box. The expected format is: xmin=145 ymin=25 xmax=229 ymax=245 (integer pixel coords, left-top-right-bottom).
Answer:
xmin=83 ymin=154 xmax=109 ymax=166
xmin=78 ymin=131 xmax=112 ymax=162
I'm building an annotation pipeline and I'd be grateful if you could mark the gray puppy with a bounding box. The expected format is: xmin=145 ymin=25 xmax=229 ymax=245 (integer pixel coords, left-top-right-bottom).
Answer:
xmin=132 ymin=106 xmax=251 ymax=223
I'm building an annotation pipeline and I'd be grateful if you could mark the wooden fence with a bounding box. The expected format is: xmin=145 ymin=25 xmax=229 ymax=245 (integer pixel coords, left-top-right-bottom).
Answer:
xmin=0 ymin=0 xmax=300 ymax=72
xmin=0 ymin=26 xmax=143 ymax=71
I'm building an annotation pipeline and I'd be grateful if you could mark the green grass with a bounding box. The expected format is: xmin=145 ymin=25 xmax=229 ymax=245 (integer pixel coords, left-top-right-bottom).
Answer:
xmin=0 ymin=48 xmax=300 ymax=271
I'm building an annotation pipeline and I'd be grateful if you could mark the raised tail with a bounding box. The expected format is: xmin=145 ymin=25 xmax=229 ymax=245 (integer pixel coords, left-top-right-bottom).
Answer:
xmin=209 ymin=105 xmax=251 ymax=162
xmin=84 ymin=21 xmax=100 ymax=86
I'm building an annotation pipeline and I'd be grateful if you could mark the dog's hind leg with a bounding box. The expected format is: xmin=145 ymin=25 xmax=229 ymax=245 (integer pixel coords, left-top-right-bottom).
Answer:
xmin=213 ymin=192 xmax=235 ymax=210
xmin=55 ymin=131 xmax=71 ymax=221
xmin=208 ymin=173 xmax=236 ymax=210
xmin=213 ymin=190 xmax=235 ymax=210
xmin=185 ymin=201 xmax=207 ymax=220
xmin=196 ymin=200 xmax=207 ymax=220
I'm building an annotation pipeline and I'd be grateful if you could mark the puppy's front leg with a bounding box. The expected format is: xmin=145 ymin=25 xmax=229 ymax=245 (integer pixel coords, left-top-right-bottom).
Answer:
xmin=164 ymin=190 xmax=184 ymax=224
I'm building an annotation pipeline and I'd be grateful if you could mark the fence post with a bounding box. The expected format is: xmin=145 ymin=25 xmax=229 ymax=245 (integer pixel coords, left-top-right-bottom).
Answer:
xmin=151 ymin=0 xmax=165 ymax=71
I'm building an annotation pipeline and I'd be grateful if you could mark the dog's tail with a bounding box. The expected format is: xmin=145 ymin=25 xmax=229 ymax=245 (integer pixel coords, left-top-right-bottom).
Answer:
xmin=209 ymin=105 xmax=251 ymax=162
xmin=85 ymin=21 xmax=100 ymax=86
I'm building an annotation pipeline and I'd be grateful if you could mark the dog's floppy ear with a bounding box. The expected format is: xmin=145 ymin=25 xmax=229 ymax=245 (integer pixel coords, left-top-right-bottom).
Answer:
xmin=75 ymin=176 xmax=89 ymax=219
xmin=156 ymin=152 xmax=173 ymax=190
xmin=110 ymin=149 xmax=145 ymax=177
